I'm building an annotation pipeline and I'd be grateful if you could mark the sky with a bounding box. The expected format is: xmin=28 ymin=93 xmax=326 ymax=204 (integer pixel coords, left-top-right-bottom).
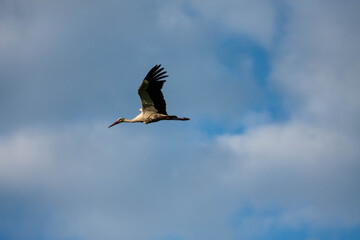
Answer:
xmin=0 ymin=0 xmax=360 ymax=240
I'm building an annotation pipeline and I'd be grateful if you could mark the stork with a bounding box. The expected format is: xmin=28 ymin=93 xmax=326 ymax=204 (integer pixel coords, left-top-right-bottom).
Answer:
xmin=108 ymin=64 xmax=190 ymax=127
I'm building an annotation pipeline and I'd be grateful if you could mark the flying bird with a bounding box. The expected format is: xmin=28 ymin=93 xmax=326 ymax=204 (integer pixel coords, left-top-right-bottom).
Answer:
xmin=109 ymin=64 xmax=190 ymax=127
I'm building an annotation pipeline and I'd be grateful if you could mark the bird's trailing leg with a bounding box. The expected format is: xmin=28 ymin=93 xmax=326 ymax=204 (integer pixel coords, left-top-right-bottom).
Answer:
xmin=164 ymin=115 xmax=190 ymax=121
xmin=177 ymin=117 xmax=190 ymax=121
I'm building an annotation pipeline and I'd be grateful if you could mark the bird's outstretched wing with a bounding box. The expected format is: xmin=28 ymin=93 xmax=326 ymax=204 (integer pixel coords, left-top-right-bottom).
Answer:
xmin=138 ymin=64 xmax=168 ymax=114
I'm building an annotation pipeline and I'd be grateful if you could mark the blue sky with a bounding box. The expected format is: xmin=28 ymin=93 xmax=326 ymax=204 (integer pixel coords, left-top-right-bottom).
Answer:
xmin=1 ymin=0 xmax=360 ymax=240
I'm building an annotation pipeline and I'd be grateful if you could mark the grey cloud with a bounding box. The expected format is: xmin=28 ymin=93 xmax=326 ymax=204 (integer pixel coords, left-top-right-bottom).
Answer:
xmin=187 ymin=0 xmax=277 ymax=47
xmin=0 ymin=0 xmax=274 ymax=133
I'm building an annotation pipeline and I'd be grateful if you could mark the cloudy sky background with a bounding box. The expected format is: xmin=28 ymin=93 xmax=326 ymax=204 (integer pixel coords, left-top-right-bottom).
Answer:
xmin=1 ymin=0 xmax=360 ymax=239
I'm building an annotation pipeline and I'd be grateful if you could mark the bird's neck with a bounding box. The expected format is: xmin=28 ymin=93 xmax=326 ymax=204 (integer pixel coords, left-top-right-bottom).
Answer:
xmin=123 ymin=118 xmax=141 ymax=123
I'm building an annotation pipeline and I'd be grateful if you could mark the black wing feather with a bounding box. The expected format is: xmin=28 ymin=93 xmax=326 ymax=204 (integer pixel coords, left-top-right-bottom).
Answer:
xmin=138 ymin=64 xmax=169 ymax=114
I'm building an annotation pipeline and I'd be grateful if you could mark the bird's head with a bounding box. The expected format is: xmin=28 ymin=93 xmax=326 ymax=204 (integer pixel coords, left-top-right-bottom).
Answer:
xmin=108 ymin=117 xmax=125 ymax=128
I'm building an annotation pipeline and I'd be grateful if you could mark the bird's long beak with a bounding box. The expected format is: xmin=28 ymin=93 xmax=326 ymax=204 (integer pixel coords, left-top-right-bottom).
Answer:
xmin=108 ymin=121 xmax=119 ymax=128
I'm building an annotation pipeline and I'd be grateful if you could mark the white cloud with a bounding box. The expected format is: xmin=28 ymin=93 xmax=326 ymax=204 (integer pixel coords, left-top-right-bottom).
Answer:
xmin=214 ymin=0 xmax=360 ymax=232
xmin=0 ymin=119 xmax=359 ymax=239
xmin=272 ymin=0 xmax=360 ymax=132
xmin=0 ymin=123 xmax=235 ymax=240
xmin=218 ymin=121 xmax=360 ymax=227
xmin=0 ymin=129 xmax=54 ymax=185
